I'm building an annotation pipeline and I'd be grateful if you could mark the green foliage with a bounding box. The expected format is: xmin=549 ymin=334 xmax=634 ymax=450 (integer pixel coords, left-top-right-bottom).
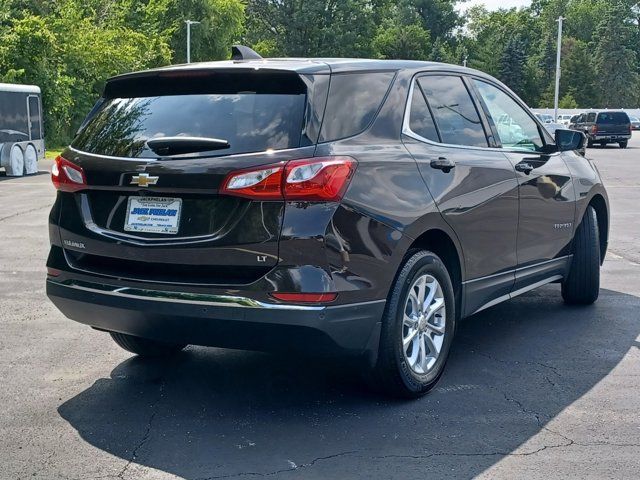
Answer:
xmin=499 ymin=35 xmax=527 ymax=98
xmin=559 ymin=91 xmax=579 ymax=109
xmin=591 ymin=1 xmax=639 ymax=108
xmin=373 ymin=1 xmax=431 ymax=60
xmin=245 ymin=0 xmax=380 ymax=57
xmin=1 ymin=0 xmax=639 ymax=147
xmin=165 ymin=0 xmax=245 ymax=63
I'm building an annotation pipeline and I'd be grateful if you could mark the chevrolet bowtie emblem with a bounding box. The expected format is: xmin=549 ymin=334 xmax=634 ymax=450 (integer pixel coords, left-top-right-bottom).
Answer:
xmin=130 ymin=173 xmax=159 ymax=187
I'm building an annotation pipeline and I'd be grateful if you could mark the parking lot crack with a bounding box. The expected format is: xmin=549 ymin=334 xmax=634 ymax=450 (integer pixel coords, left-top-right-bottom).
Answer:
xmin=116 ymin=380 xmax=166 ymax=480
xmin=0 ymin=204 xmax=51 ymax=222
xmin=199 ymin=451 xmax=359 ymax=479
xmin=458 ymin=340 xmax=563 ymax=379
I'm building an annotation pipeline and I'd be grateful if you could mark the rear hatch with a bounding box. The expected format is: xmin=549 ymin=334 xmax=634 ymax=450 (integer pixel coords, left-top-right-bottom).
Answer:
xmin=596 ymin=112 xmax=631 ymax=135
xmin=55 ymin=67 xmax=329 ymax=285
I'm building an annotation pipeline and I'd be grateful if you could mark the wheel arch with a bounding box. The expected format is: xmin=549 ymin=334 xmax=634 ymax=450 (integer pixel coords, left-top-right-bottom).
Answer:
xmin=587 ymin=193 xmax=608 ymax=264
xmin=407 ymin=228 xmax=463 ymax=317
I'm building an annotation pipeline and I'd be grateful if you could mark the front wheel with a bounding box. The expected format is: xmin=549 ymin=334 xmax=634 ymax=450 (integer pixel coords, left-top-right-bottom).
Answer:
xmin=371 ymin=250 xmax=456 ymax=398
xmin=110 ymin=332 xmax=187 ymax=357
xmin=619 ymin=141 xmax=628 ymax=149
xmin=562 ymin=206 xmax=600 ymax=305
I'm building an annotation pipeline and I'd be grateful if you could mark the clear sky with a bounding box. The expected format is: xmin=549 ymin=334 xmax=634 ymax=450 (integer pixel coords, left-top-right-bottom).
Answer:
xmin=460 ymin=0 xmax=532 ymax=11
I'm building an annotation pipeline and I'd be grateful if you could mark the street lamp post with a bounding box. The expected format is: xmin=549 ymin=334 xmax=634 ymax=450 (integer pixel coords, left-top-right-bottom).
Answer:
xmin=185 ymin=20 xmax=201 ymax=64
xmin=553 ymin=16 xmax=565 ymax=122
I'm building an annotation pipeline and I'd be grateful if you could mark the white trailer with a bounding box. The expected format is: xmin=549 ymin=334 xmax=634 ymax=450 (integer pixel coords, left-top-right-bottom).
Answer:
xmin=0 ymin=83 xmax=44 ymax=176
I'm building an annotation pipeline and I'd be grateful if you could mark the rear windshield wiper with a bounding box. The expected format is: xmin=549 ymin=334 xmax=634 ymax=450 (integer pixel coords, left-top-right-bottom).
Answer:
xmin=146 ymin=136 xmax=230 ymax=156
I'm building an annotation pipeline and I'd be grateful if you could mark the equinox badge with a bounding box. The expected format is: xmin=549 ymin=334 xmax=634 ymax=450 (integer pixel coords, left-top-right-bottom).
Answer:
xmin=131 ymin=173 xmax=159 ymax=187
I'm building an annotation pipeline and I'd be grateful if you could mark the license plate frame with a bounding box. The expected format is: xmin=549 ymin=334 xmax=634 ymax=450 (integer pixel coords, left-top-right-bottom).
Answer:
xmin=124 ymin=196 xmax=182 ymax=235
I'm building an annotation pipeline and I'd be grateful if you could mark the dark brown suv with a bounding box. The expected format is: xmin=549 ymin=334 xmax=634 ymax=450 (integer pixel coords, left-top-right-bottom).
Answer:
xmin=47 ymin=49 xmax=609 ymax=397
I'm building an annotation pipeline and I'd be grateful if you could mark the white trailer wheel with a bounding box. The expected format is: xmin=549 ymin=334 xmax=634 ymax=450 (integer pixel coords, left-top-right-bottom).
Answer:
xmin=7 ymin=144 xmax=25 ymax=177
xmin=24 ymin=144 xmax=38 ymax=175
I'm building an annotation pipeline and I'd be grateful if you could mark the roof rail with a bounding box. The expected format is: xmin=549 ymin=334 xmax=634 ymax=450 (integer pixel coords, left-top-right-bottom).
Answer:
xmin=231 ymin=45 xmax=262 ymax=61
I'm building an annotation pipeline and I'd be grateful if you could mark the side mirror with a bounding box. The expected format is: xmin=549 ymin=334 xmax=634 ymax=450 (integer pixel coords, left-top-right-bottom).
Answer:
xmin=555 ymin=129 xmax=585 ymax=152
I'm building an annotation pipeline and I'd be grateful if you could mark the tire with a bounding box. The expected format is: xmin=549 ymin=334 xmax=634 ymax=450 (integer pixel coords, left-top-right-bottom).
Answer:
xmin=371 ymin=250 xmax=456 ymax=398
xmin=110 ymin=332 xmax=187 ymax=357
xmin=619 ymin=141 xmax=628 ymax=149
xmin=586 ymin=139 xmax=594 ymax=148
xmin=23 ymin=144 xmax=38 ymax=174
xmin=562 ymin=206 xmax=600 ymax=305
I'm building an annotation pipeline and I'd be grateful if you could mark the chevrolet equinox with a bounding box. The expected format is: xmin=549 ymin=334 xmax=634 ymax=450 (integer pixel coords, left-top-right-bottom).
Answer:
xmin=47 ymin=48 xmax=609 ymax=397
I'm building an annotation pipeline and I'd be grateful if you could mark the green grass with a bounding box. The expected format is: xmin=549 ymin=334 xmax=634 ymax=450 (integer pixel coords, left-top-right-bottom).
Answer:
xmin=45 ymin=148 xmax=63 ymax=160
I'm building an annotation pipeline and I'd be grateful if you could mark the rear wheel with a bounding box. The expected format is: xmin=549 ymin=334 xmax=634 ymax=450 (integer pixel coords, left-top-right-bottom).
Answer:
xmin=619 ymin=141 xmax=628 ymax=149
xmin=562 ymin=206 xmax=600 ymax=305
xmin=110 ymin=332 xmax=187 ymax=357
xmin=371 ymin=250 xmax=456 ymax=398
xmin=586 ymin=139 xmax=594 ymax=148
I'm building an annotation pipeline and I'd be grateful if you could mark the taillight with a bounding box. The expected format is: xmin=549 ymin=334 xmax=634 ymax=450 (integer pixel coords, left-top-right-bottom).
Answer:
xmin=219 ymin=163 xmax=284 ymax=200
xmin=220 ymin=156 xmax=356 ymax=202
xmin=270 ymin=292 xmax=338 ymax=304
xmin=51 ymin=155 xmax=87 ymax=192
xmin=591 ymin=125 xmax=598 ymax=134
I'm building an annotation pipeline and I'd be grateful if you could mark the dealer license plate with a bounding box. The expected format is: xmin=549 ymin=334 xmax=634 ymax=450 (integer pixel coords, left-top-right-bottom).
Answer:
xmin=124 ymin=197 xmax=182 ymax=234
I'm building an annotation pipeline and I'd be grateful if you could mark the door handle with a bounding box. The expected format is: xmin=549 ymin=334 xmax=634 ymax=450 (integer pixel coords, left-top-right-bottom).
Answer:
xmin=515 ymin=162 xmax=534 ymax=175
xmin=430 ymin=157 xmax=455 ymax=173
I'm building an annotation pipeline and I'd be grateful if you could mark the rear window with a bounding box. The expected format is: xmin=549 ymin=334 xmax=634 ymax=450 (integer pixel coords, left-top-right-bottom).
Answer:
xmin=72 ymin=72 xmax=308 ymax=159
xmin=597 ymin=112 xmax=630 ymax=124
xmin=319 ymin=72 xmax=395 ymax=142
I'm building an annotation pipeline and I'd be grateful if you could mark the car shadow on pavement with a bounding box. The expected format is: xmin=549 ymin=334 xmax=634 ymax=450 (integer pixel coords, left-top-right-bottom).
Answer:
xmin=58 ymin=285 xmax=640 ymax=479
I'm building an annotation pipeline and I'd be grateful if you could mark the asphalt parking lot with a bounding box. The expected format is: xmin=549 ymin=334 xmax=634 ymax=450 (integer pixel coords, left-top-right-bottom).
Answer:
xmin=1 ymin=137 xmax=639 ymax=479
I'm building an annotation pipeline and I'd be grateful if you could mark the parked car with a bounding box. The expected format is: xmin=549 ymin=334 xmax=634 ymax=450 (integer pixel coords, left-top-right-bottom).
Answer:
xmin=629 ymin=114 xmax=640 ymax=131
xmin=571 ymin=111 xmax=632 ymax=148
xmin=535 ymin=113 xmax=554 ymax=124
xmin=557 ymin=114 xmax=573 ymax=126
xmin=568 ymin=114 xmax=580 ymax=129
xmin=46 ymin=48 xmax=609 ymax=398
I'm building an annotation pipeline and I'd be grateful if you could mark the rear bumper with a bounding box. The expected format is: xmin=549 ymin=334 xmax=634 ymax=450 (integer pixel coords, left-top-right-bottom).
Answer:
xmin=46 ymin=277 xmax=385 ymax=357
xmin=589 ymin=134 xmax=631 ymax=141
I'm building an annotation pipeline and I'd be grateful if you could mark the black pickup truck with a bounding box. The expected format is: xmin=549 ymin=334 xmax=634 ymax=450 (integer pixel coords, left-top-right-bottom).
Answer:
xmin=571 ymin=111 xmax=632 ymax=148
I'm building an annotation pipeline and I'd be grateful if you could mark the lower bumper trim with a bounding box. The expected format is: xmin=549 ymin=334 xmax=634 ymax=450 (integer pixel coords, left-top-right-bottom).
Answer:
xmin=46 ymin=278 xmax=386 ymax=355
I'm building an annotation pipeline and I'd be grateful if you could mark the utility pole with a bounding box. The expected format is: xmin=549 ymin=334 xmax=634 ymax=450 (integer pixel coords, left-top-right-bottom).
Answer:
xmin=553 ymin=16 xmax=565 ymax=122
xmin=185 ymin=20 xmax=201 ymax=63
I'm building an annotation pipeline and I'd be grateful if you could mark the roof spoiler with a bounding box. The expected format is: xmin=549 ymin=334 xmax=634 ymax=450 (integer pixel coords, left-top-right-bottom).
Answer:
xmin=231 ymin=45 xmax=263 ymax=61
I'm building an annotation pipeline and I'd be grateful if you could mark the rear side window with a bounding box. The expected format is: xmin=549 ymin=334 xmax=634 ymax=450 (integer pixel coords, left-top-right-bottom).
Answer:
xmin=319 ymin=72 xmax=395 ymax=142
xmin=72 ymin=73 xmax=307 ymax=158
xmin=408 ymin=85 xmax=439 ymax=142
xmin=597 ymin=112 xmax=630 ymax=124
xmin=587 ymin=113 xmax=597 ymax=122
xmin=418 ymin=76 xmax=488 ymax=147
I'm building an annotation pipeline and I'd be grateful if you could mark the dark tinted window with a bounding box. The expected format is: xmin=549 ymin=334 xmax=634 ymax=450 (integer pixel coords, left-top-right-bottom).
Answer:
xmin=0 ymin=91 xmax=29 ymax=138
xmin=587 ymin=113 xmax=597 ymax=122
xmin=73 ymin=76 xmax=307 ymax=158
xmin=28 ymin=96 xmax=42 ymax=140
xmin=408 ymin=85 xmax=439 ymax=142
xmin=418 ymin=76 xmax=488 ymax=147
xmin=597 ymin=112 xmax=630 ymax=124
xmin=319 ymin=72 xmax=395 ymax=142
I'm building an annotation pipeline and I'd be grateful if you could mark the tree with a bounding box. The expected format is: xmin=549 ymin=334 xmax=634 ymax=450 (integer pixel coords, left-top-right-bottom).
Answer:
xmin=245 ymin=0 xmax=380 ymax=58
xmin=373 ymin=0 xmax=431 ymax=60
xmin=164 ymin=0 xmax=245 ymax=63
xmin=592 ymin=1 xmax=639 ymax=108
xmin=561 ymin=37 xmax=598 ymax=108
xmin=499 ymin=35 xmax=527 ymax=97
xmin=412 ymin=0 xmax=463 ymax=41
